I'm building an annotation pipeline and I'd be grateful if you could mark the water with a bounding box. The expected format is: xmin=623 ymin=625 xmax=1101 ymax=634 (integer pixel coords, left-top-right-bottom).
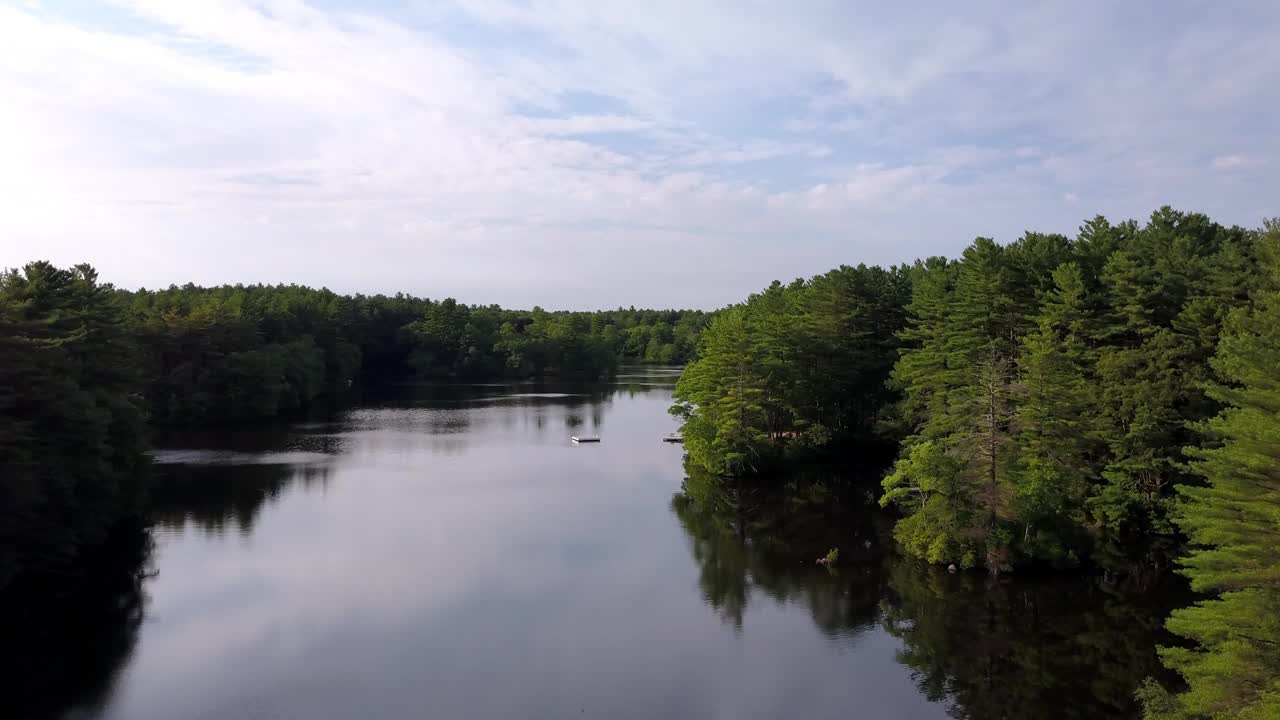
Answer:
xmin=13 ymin=367 xmax=1185 ymax=719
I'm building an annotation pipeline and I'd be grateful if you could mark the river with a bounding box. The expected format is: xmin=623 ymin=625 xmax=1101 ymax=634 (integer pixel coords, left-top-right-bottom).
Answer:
xmin=20 ymin=367 xmax=1185 ymax=719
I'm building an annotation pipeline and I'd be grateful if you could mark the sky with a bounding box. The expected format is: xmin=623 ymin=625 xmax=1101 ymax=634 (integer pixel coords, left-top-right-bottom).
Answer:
xmin=1 ymin=1 xmax=1277 ymax=309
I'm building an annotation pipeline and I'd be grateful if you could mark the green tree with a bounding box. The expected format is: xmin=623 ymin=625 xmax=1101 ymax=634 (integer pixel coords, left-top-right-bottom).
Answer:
xmin=883 ymin=238 xmax=1021 ymax=570
xmin=674 ymin=267 xmax=906 ymax=477
xmin=1141 ymin=222 xmax=1280 ymax=720
xmin=673 ymin=306 xmax=772 ymax=475
xmin=0 ymin=262 xmax=148 ymax=591
xmin=1090 ymin=209 xmax=1253 ymax=548
xmin=1011 ymin=262 xmax=1102 ymax=562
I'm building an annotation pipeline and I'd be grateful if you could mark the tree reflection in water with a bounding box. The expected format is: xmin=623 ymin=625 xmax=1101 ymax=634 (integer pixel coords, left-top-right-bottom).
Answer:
xmin=671 ymin=464 xmax=892 ymax=635
xmin=151 ymin=462 xmax=331 ymax=536
xmin=0 ymin=525 xmax=152 ymax=720
xmin=671 ymin=463 xmax=1190 ymax=720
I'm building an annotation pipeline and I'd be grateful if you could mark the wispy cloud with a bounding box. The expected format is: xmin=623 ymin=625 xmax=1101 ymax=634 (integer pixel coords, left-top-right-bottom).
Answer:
xmin=1 ymin=1 xmax=1277 ymax=307
xmin=1211 ymin=154 xmax=1265 ymax=170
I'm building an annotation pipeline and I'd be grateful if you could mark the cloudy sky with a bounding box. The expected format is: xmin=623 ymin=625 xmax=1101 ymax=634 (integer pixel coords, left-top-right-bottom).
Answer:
xmin=1 ymin=1 xmax=1277 ymax=308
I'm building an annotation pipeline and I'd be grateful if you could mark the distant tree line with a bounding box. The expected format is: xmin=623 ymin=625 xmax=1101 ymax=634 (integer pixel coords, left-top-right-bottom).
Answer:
xmin=122 ymin=284 xmax=707 ymax=424
xmin=0 ymin=264 xmax=707 ymax=596
xmin=671 ymin=208 xmax=1279 ymax=718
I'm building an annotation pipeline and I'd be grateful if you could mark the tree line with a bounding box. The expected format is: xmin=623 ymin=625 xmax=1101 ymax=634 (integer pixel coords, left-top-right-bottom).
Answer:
xmin=123 ymin=283 xmax=707 ymax=424
xmin=0 ymin=263 xmax=706 ymax=596
xmin=670 ymin=263 xmax=910 ymax=475
xmin=672 ymin=208 xmax=1279 ymax=719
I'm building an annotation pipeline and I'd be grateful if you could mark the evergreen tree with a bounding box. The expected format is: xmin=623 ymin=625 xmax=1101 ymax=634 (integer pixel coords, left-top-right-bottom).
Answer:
xmin=1012 ymin=262 xmax=1101 ymax=562
xmin=0 ymin=262 xmax=148 ymax=591
xmin=674 ymin=266 xmax=907 ymax=476
xmin=1141 ymin=222 xmax=1280 ymax=720
xmin=1090 ymin=209 xmax=1255 ymax=557
xmin=672 ymin=306 xmax=771 ymax=475
xmin=883 ymin=238 xmax=1021 ymax=570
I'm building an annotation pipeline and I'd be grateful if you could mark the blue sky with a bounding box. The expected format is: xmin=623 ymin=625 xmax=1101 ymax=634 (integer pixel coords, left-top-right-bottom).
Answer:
xmin=1 ymin=0 xmax=1277 ymax=308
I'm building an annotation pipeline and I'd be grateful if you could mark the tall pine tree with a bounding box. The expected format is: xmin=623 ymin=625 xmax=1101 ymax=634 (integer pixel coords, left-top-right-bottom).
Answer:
xmin=1142 ymin=221 xmax=1280 ymax=720
xmin=1012 ymin=262 xmax=1102 ymax=563
xmin=883 ymin=239 xmax=1022 ymax=570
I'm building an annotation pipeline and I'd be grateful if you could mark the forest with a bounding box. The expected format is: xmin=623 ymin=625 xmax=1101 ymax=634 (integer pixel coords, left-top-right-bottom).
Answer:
xmin=2 ymin=207 xmax=1276 ymax=718
xmin=124 ymin=285 xmax=706 ymax=425
xmin=673 ymin=208 xmax=1278 ymax=719
xmin=0 ymin=264 xmax=705 ymax=595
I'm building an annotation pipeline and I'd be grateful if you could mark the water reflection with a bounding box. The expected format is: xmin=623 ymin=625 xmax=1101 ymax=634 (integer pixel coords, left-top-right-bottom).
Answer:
xmin=152 ymin=463 xmax=332 ymax=537
xmin=1 ymin=527 xmax=151 ymax=720
xmin=671 ymin=466 xmax=890 ymax=635
xmin=21 ymin=367 xmax=1192 ymax=720
xmin=671 ymin=464 xmax=1190 ymax=720
xmin=883 ymin=563 xmax=1189 ymax=720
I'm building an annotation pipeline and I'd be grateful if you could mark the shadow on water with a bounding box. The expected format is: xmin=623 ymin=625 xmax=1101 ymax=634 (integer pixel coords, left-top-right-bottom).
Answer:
xmin=0 ymin=526 xmax=152 ymax=720
xmin=151 ymin=462 xmax=333 ymax=536
xmin=671 ymin=463 xmax=1191 ymax=720
xmin=881 ymin=561 xmax=1188 ymax=720
xmin=671 ymin=465 xmax=892 ymax=635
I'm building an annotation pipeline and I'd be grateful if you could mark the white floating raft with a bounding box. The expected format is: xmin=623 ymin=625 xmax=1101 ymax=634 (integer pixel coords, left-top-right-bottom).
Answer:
xmin=571 ymin=435 xmax=601 ymax=443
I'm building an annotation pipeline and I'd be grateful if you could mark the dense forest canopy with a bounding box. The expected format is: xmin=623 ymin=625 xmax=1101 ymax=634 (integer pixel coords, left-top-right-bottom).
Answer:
xmin=671 ymin=264 xmax=910 ymax=475
xmin=120 ymin=283 xmax=708 ymax=424
xmin=674 ymin=209 xmax=1264 ymax=567
xmin=1139 ymin=222 xmax=1280 ymax=720
xmin=0 ymin=263 xmax=149 ymax=595
xmin=670 ymin=208 xmax=1278 ymax=719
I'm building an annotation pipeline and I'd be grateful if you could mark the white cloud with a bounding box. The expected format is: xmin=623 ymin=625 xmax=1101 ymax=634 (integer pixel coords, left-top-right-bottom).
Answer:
xmin=1212 ymin=154 xmax=1264 ymax=170
xmin=517 ymin=114 xmax=657 ymax=135
xmin=0 ymin=1 xmax=1278 ymax=307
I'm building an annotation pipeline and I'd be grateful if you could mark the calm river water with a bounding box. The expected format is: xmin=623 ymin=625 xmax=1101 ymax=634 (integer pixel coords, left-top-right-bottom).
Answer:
xmin=22 ymin=367 xmax=1185 ymax=719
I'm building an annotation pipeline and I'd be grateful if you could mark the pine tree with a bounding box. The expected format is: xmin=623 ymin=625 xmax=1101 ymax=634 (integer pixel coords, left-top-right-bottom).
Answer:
xmin=883 ymin=239 xmax=1021 ymax=570
xmin=1012 ymin=262 xmax=1101 ymax=562
xmin=0 ymin=262 xmax=149 ymax=592
xmin=1091 ymin=209 xmax=1256 ymax=556
xmin=672 ymin=306 xmax=771 ymax=475
xmin=891 ymin=257 xmax=958 ymax=431
xmin=1141 ymin=222 xmax=1280 ymax=720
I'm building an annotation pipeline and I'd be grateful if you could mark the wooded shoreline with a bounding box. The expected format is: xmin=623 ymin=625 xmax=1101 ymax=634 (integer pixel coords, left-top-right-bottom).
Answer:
xmin=3 ymin=207 xmax=1277 ymax=718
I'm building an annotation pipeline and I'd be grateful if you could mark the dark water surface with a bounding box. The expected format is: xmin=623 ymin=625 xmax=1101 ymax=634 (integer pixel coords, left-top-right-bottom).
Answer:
xmin=19 ymin=368 xmax=1185 ymax=719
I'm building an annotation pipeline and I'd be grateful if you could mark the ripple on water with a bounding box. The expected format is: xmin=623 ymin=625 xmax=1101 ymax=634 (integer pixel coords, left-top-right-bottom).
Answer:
xmin=149 ymin=449 xmax=336 ymax=466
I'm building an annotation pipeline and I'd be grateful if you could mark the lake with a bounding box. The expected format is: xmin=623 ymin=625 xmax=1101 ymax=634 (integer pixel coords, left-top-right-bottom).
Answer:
xmin=18 ymin=367 xmax=1185 ymax=719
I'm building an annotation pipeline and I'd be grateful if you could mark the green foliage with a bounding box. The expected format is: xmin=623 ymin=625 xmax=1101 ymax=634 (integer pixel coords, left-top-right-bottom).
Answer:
xmin=1010 ymin=262 xmax=1102 ymax=563
xmin=1143 ymin=221 xmax=1280 ymax=720
xmin=120 ymin=283 xmax=709 ymax=424
xmin=883 ymin=238 xmax=1024 ymax=571
xmin=882 ymin=209 xmax=1263 ymax=571
xmin=673 ymin=265 xmax=908 ymax=476
xmin=0 ymin=262 xmax=149 ymax=592
xmin=0 ymin=262 xmax=710 ymax=591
